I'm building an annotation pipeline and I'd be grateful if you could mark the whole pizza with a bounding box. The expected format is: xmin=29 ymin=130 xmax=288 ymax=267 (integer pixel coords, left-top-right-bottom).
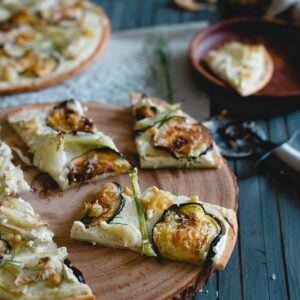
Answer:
xmin=0 ymin=0 xmax=110 ymax=94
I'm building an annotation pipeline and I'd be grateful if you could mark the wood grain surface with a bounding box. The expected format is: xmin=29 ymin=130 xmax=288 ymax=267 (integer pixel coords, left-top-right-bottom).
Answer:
xmin=0 ymin=103 xmax=238 ymax=299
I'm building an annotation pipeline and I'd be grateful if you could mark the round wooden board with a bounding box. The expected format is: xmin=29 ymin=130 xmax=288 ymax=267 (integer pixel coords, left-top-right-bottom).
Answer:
xmin=0 ymin=5 xmax=110 ymax=95
xmin=0 ymin=103 xmax=238 ymax=300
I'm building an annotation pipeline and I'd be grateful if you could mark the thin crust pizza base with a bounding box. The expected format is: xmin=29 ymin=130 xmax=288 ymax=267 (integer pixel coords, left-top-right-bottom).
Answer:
xmin=0 ymin=5 xmax=110 ymax=95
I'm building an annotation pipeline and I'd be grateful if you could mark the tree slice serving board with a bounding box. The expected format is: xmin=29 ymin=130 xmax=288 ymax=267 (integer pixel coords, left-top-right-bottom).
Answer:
xmin=0 ymin=103 xmax=238 ymax=300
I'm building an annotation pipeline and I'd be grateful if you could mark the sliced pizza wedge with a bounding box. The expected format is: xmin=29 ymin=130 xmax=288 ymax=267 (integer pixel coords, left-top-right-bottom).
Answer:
xmin=71 ymin=169 xmax=237 ymax=269
xmin=205 ymin=41 xmax=274 ymax=96
xmin=7 ymin=100 xmax=131 ymax=190
xmin=0 ymin=196 xmax=95 ymax=300
xmin=130 ymin=93 xmax=221 ymax=169
xmin=0 ymin=140 xmax=30 ymax=196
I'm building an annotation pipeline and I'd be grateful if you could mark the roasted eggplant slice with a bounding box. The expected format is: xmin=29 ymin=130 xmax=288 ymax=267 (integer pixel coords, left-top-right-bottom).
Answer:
xmin=68 ymin=148 xmax=131 ymax=184
xmin=152 ymin=203 xmax=222 ymax=265
xmin=19 ymin=51 xmax=59 ymax=77
xmin=80 ymin=182 xmax=124 ymax=226
xmin=135 ymin=106 xmax=157 ymax=121
xmin=152 ymin=116 xmax=213 ymax=159
xmin=47 ymin=100 xmax=95 ymax=133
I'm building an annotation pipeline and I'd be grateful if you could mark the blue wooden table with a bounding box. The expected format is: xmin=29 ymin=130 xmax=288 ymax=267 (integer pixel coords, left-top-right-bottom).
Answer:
xmin=93 ymin=1 xmax=300 ymax=299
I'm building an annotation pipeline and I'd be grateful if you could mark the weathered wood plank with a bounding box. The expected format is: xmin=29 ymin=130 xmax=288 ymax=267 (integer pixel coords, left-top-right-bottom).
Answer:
xmin=139 ymin=0 xmax=156 ymax=27
xmin=236 ymin=157 xmax=269 ymax=300
xmin=109 ymin=0 xmax=126 ymax=30
xmin=121 ymin=0 xmax=140 ymax=29
xmin=269 ymin=114 xmax=300 ymax=300
xmin=255 ymin=120 xmax=289 ymax=300
xmin=153 ymin=0 xmax=182 ymax=25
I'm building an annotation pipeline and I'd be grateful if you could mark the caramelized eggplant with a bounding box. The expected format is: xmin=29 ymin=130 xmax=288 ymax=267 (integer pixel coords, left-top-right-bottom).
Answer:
xmin=152 ymin=203 xmax=222 ymax=265
xmin=80 ymin=182 xmax=124 ymax=226
xmin=47 ymin=100 xmax=95 ymax=133
xmin=135 ymin=106 xmax=157 ymax=121
xmin=0 ymin=10 xmax=36 ymax=31
xmin=152 ymin=116 xmax=213 ymax=159
xmin=68 ymin=148 xmax=130 ymax=184
xmin=0 ymin=239 xmax=10 ymax=258
xmin=64 ymin=259 xmax=85 ymax=283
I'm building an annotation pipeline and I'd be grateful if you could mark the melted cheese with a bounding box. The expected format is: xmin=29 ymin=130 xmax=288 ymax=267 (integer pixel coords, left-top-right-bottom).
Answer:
xmin=206 ymin=41 xmax=271 ymax=96
xmin=0 ymin=141 xmax=30 ymax=196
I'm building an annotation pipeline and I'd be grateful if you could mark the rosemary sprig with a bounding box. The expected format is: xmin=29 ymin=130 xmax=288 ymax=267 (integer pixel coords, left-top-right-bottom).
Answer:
xmin=156 ymin=38 xmax=174 ymax=104
xmin=130 ymin=168 xmax=156 ymax=257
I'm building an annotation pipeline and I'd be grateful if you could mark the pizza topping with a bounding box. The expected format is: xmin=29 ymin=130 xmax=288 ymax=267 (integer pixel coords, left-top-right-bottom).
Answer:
xmin=142 ymin=187 xmax=174 ymax=214
xmin=18 ymin=51 xmax=59 ymax=77
xmin=0 ymin=65 xmax=18 ymax=82
xmin=68 ymin=148 xmax=131 ymax=184
xmin=42 ymin=5 xmax=83 ymax=23
xmin=135 ymin=106 xmax=157 ymax=121
xmin=80 ymin=183 xmax=124 ymax=226
xmin=152 ymin=116 xmax=213 ymax=158
xmin=134 ymin=104 xmax=181 ymax=132
xmin=14 ymin=256 xmax=63 ymax=286
xmin=130 ymin=168 xmax=157 ymax=257
xmin=152 ymin=203 xmax=222 ymax=265
xmin=0 ymin=239 xmax=10 ymax=257
xmin=3 ymin=43 xmax=27 ymax=58
xmin=47 ymin=100 xmax=95 ymax=133
xmin=0 ymin=10 xmax=36 ymax=31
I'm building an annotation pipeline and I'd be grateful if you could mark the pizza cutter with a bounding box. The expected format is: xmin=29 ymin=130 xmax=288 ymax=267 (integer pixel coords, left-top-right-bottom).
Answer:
xmin=203 ymin=118 xmax=300 ymax=186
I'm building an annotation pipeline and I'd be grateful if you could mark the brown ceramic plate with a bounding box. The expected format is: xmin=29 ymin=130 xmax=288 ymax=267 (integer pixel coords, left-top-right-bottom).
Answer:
xmin=189 ymin=18 xmax=300 ymax=98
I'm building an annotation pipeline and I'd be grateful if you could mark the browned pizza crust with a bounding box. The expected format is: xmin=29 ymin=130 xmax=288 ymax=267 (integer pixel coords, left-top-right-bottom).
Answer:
xmin=0 ymin=5 xmax=110 ymax=95
xmin=214 ymin=208 xmax=238 ymax=270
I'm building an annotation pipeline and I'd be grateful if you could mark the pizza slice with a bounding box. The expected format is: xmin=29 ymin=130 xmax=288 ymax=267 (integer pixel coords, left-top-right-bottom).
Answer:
xmin=71 ymin=169 xmax=237 ymax=269
xmin=205 ymin=41 xmax=274 ymax=96
xmin=129 ymin=93 xmax=221 ymax=169
xmin=0 ymin=0 xmax=110 ymax=94
xmin=7 ymin=100 xmax=131 ymax=190
xmin=0 ymin=140 xmax=30 ymax=196
xmin=0 ymin=196 xmax=95 ymax=300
